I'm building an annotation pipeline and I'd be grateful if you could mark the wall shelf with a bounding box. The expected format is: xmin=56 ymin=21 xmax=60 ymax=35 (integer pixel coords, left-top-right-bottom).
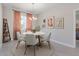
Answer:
xmin=3 ymin=18 xmax=11 ymax=43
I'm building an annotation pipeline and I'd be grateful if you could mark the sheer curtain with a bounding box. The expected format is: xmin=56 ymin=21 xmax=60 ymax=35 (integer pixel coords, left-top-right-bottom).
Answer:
xmin=21 ymin=13 xmax=26 ymax=33
xmin=13 ymin=11 xmax=21 ymax=40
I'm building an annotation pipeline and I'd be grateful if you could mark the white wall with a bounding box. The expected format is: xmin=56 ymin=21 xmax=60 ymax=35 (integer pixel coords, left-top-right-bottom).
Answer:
xmin=38 ymin=4 xmax=79 ymax=48
xmin=2 ymin=6 xmax=13 ymax=40
xmin=0 ymin=4 xmax=2 ymax=47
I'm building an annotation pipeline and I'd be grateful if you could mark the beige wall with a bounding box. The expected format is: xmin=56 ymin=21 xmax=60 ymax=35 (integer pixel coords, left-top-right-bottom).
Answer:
xmin=0 ymin=4 xmax=2 ymax=47
xmin=2 ymin=6 xmax=13 ymax=40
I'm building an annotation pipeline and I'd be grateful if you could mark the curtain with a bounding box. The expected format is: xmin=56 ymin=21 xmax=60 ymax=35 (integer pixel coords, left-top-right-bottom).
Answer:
xmin=13 ymin=11 xmax=21 ymax=40
xmin=26 ymin=13 xmax=32 ymax=31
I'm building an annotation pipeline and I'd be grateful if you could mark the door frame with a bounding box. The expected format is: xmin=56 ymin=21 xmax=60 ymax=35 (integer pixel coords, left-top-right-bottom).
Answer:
xmin=73 ymin=8 xmax=79 ymax=48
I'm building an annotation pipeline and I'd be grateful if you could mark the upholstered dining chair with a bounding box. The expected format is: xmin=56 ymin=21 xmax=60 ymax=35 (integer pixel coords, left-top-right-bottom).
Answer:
xmin=24 ymin=34 xmax=38 ymax=56
xmin=16 ymin=32 xmax=25 ymax=49
xmin=40 ymin=32 xmax=51 ymax=49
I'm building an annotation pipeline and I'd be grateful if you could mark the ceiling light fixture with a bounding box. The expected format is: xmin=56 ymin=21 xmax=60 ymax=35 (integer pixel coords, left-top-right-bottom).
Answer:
xmin=31 ymin=3 xmax=37 ymax=20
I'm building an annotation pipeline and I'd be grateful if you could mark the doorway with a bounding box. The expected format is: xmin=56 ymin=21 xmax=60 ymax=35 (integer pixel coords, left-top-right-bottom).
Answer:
xmin=75 ymin=9 xmax=79 ymax=48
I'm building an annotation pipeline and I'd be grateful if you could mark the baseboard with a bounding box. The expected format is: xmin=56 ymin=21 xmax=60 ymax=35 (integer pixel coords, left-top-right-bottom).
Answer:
xmin=51 ymin=39 xmax=75 ymax=48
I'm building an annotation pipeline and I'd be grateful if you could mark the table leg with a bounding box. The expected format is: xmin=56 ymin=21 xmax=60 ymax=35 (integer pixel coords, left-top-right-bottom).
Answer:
xmin=37 ymin=35 xmax=41 ymax=46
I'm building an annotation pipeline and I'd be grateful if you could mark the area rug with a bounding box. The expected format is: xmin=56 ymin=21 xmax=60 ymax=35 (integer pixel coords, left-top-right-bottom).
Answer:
xmin=11 ymin=42 xmax=55 ymax=56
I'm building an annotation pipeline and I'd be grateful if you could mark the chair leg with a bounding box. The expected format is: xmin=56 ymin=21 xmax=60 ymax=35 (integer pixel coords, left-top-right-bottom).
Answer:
xmin=24 ymin=41 xmax=27 ymax=55
xmin=33 ymin=45 xmax=36 ymax=56
xmin=47 ymin=41 xmax=51 ymax=49
xmin=16 ymin=40 xmax=21 ymax=49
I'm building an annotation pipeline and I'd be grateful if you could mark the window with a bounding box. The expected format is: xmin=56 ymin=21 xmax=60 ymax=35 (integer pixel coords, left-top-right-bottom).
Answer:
xmin=21 ymin=13 xmax=26 ymax=33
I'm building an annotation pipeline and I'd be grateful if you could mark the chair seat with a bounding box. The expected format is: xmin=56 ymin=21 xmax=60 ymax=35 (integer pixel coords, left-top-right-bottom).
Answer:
xmin=40 ymin=36 xmax=48 ymax=41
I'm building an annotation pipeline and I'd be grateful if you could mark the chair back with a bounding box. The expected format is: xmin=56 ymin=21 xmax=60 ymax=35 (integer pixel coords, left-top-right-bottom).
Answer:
xmin=16 ymin=32 xmax=21 ymax=40
xmin=24 ymin=34 xmax=38 ymax=45
xmin=35 ymin=25 xmax=40 ymax=31
xmin=41 ymin=32 xmax=51 ymax=41
xmin=47 ymin=32 xmax=51 ymax=41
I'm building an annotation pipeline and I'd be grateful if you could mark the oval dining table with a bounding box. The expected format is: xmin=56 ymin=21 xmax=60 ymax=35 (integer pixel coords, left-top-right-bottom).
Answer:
xmin=22 ymin=31 xmax=45 ymax=46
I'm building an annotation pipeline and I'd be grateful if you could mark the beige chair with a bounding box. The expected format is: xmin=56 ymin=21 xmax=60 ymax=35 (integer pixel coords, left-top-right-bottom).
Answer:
xmin=16 ymin=32 xmax=25 ymax=49
xmin=41 ymin=32 xmax=51 ymax=49
xmin=24 ymin=34 xmax=38 ymax=56
xmin=35 ymin=25 xmax=40 ymax=32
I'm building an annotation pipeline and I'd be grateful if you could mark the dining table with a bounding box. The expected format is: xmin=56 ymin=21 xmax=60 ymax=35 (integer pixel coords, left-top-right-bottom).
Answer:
xmin=22 ymin=31 xmax=45 ymax=46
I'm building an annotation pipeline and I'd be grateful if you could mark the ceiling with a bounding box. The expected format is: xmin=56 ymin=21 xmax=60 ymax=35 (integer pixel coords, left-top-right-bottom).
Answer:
xmin=2 ymin=3 xmax=79 ymax=15
xmin=2 ymin=3 xmax=57 ymax=14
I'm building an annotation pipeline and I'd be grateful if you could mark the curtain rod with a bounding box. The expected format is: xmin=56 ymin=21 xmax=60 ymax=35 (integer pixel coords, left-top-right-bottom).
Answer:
xmin=12 ymin=9 xmax=32 ymax=14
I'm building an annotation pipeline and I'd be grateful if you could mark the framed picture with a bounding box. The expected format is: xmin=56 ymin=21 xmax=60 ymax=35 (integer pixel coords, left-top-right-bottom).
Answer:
xmin=54 ymin=17 xmax=64 ymax=29
xmin=47 ymin=16 xmax=55 ymax=28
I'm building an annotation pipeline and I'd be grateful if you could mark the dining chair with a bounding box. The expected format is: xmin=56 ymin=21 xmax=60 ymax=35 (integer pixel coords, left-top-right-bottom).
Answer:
xmin=40 ymin=32 xmax=51 ymax=49
xmin=24 ymin=34 xmax=38 ymax=56
xmin=35 ymin=25 xmax=40 ymax=32
xmin=16 ymin=32 xmax=25 ymax=49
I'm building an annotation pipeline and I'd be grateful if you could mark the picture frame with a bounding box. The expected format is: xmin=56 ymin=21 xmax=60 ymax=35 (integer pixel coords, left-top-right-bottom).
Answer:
xmin=54 ymin=17 xmax=64 ymax=29
xmin=47 ymin=16 xmax=55 ymax=29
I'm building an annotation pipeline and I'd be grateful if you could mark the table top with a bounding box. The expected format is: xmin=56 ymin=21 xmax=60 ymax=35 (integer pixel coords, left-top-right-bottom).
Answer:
xmin=23 ymin=32 xmax=33 ymax=35
xmin=22 ymin=31 xmax=45 ymax=35
xmin=34 ymin=32 xmax=45 ymax=35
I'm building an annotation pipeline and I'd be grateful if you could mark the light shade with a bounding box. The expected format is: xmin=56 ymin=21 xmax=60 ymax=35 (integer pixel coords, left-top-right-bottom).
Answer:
xmin=32 ymin=16 xmax=37 ymax=20
xmin=29 ymin=16 xmax=37 ymax=20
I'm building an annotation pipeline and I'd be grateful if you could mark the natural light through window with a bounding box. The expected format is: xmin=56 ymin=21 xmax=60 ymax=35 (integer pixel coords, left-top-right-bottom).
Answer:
xmin=21 ymin=13 xmax=26 ymax=33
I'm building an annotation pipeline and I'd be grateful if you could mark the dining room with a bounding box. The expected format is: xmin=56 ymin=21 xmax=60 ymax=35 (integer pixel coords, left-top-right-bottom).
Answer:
xmin=1 ymin=3 xmax=79 ymax=56
xmin=2 ymin=3 xmax=54 ymax=56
